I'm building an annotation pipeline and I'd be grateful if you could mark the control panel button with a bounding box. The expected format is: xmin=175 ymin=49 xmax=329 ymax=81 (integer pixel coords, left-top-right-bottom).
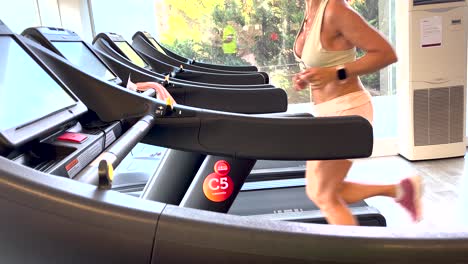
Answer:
xmin=57 ymin=132 xmax=88 ymax=143
xmin=214 ymin=160 xmax=230 ymax=176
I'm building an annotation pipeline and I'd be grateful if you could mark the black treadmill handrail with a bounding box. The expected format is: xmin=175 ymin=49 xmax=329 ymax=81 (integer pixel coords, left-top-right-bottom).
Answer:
xmin=0 ymin=156 xmax=163 ymax=264
xmin=144 ymin=106 xmax=374 ymax=160
xmin=1 ymin=157 xmax=467 ymax=263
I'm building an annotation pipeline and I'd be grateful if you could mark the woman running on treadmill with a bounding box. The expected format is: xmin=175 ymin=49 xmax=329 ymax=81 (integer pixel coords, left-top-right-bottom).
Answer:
xmin=293 ymin=0 xmax=422 ymax=225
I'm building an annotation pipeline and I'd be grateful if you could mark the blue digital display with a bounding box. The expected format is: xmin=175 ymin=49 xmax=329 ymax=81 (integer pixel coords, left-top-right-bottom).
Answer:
xmin=53 ymin=41 xmax=116 ymax=81
xmin=0 ymin=37 xmax=76 ymax=130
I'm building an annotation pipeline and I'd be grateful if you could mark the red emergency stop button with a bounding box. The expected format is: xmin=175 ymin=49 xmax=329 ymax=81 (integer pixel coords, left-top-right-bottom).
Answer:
xmin=57 ymin=132 xmax=88 ymax=143
xmin=214 ymin=160 xmax=230 ymax=176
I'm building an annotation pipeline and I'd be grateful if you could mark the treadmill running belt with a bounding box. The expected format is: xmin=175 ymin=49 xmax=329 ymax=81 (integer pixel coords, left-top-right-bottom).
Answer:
xmin=253 ymin=160 xmax=305 ymax=170
xmin=229 ymin=186 xmax=385 ymax=226
xmin=248 ymin=160 xmax=306 ymax=182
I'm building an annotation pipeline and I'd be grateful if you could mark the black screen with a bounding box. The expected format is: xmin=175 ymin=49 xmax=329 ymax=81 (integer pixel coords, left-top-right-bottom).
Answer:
xmin=53 ymin=41 xmax=116 ymax=81
xmin=0 ymin=37 xmax=76 ymax=130
xmin=414 ymin=0 xmax=464 ymax=5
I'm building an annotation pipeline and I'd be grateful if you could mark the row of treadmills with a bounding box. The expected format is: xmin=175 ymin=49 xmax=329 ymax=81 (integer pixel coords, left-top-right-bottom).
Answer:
xmin=1 ymin=19 xmax=467 ymax=263
xmin=18 ymin=26 xmax=385 ymax=225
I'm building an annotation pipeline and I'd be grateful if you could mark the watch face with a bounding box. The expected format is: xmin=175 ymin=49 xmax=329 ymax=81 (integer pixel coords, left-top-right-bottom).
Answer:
xmin=338 ymin=68 xmax=347 ymax=80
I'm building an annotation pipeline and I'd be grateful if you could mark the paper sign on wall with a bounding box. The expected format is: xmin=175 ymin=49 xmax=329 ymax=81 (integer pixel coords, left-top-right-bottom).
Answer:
xmin=420 ymin=16 xmax=442 ymax=48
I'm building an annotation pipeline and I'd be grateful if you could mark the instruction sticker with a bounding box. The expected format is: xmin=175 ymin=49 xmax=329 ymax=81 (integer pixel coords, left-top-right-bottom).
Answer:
xmin=421 ymin=16 xmax=442 ymax=48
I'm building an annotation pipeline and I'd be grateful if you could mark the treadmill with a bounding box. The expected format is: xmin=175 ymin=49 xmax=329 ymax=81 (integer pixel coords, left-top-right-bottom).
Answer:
xmin=22 ymin=27 xmax=305 ymax=188
xmin=93 ymin=32 xmax=268 ymax=85
xmin=132 ymin=30 xmax=259 ymax=72
xmin=20 ymin=26 xmax=384 ymax=226
xmin=130 ymin=33 xmax=373 ymax=222
xmin=88 ymin=30 xmax=279 ymax=94
xmin=130 ymin=31 xmax=270 ymax=83
xmin=141 ymin=117 xmax=385 ymax=226
xmin=21 ymin=26 xmax=288 ymax=194
xmin=1 ymin=21 xmax=467 ymax=264
xmin=22 ymin=28 xmax=359 ymax=219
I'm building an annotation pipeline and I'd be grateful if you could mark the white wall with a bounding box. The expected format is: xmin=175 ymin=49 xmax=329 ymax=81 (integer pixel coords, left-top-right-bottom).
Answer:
xmin=0 ymin=0 xmax=159 ymax=40
xmin=0 ymin=0 xmax=41 ymax=33
xmin=37 ymin=0 xmax=62 ymax=27
xmin=89 ymin=0 xmax=158 ymax=42
xmin=0 ymin=0 xmax=95 ymax=42
xmin=58 ymin=0 xmax=93 ymax=42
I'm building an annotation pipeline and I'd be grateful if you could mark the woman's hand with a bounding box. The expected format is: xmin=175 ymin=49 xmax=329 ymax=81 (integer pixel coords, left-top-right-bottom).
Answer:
xmin=127 ymin=78 xmax=176 ymax=103
xmin=135 ymin=82 xmax=176 ymax=104
xmin=293 ymin=66 xmax=336 ymax=91
xmin=292 ymin=73 xmax=309 ymax=91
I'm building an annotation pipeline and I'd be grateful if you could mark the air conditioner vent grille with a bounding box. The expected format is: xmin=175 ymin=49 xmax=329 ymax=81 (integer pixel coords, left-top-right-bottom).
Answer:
xmin=413 ymin=86 xmax=464 ymax=146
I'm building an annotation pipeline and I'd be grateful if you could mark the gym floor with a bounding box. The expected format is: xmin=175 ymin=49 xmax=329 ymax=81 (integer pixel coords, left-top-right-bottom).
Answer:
xmin=349 ymin=153 xmax=468 ymax=228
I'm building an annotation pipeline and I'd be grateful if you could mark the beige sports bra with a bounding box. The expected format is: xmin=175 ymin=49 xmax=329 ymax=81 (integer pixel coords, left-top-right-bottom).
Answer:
xmin=294 ymin=0 xmax=356 ymax=69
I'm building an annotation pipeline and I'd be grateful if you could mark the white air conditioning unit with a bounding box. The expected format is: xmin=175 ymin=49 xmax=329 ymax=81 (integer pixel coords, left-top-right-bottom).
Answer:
xmin=396 ymin=0 xmax=467 ymax=160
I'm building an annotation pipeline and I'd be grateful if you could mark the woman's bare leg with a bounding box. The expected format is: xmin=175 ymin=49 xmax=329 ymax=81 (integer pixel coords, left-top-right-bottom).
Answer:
xmin=305 ymin=159 xmax=357 ymax=225
xmin=339 ymin=181 xmax=397 ymax=204
xmin=305 ymin=159 xmax=399 ymax=225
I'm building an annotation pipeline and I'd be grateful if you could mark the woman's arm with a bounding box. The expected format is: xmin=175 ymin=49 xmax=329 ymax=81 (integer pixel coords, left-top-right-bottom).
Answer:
xmin=294 ymin=0 xmax=397 ymax=90
xmin=333 ymin=1 xmax=397 ymax=78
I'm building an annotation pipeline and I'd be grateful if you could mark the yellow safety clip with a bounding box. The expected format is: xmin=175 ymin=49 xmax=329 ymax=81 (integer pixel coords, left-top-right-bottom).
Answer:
xmin=98 ymin=159 xmax=114 ymax=190
xmin=166 ymin=97 xmax=174 ymax=111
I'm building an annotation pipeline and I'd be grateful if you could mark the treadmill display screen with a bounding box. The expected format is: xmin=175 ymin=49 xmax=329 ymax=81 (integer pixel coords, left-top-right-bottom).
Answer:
xmin=115 ymin=41 xmax=148 ymax=68
xmin=414 ymin=0 xmax=464 ymax=5
xmin=0 ymin=37 xmax=76 ymax=131
xmin=53 ymin=41 xmax=117 ymax=81
xmin=149 ymin=38 xmax=167 ymax=54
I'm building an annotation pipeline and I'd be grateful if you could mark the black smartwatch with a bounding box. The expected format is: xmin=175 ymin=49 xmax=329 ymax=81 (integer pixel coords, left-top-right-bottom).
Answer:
xmin=336 ymin=65 xmax=347 ymax=81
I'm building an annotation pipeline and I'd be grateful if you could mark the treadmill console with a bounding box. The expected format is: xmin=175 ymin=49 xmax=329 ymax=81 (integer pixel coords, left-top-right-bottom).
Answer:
xmin=22 ymin=27 xmax=121 ymax=84
xmin=0 ymin=35 xmax=86 ymax=152
xmin=95 ymin=32 xmax=151 ymax=70
xmin=0 ymin=33 xmax=123 ymax=179
xmin=136 ymin=31 xmax=167 ymax=55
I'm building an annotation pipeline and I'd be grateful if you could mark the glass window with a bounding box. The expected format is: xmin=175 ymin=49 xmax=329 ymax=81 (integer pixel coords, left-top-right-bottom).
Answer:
xmin=0 ymin=0 xmax=40 ymax=33
xmin=155 ymin=0 xmax=396 ymax=103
